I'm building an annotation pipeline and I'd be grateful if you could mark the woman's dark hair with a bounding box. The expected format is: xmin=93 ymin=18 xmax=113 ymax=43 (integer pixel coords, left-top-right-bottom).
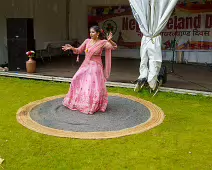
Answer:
xmin=90 ymin=25 xmax=105 ymax=40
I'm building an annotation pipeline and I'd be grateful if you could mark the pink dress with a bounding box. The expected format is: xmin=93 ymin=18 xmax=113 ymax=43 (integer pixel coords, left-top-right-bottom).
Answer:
xmin=63 ymin=39 xmax=117 ymax=114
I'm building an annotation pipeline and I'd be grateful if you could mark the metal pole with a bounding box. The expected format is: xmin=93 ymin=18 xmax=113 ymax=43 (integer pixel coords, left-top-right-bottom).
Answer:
xmin=66 ymin=0 xmax=70 ymax=40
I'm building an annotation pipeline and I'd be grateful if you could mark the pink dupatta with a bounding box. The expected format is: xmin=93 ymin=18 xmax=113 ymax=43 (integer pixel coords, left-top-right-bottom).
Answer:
xmin=74 ymin=39 xmax=116 ymax=80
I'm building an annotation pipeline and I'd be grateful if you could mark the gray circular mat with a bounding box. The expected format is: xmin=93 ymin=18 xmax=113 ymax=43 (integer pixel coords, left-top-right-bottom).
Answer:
xmin=30 ymin=96 xmax=151 ymax=132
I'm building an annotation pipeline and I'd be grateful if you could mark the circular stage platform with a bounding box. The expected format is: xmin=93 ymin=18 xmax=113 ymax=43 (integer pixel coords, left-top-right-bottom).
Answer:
xmin=17 ymin=93 xmax=164 ymax=139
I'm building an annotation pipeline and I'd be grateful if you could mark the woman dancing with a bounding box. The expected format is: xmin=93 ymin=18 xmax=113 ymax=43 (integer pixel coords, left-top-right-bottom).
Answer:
xmin=62 ymin=26 xmax=117 ymax=114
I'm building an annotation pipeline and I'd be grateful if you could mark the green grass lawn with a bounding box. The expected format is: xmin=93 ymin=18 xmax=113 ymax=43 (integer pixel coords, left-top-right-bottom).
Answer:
xmin=0 ymin=77 xmax=212 ymax=170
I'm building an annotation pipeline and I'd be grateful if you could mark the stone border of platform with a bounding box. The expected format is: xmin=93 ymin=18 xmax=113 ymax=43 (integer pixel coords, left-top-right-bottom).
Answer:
xmin=1 ymin=72 xmax=212 ymax=97
xmin=16 ymin=93 xmax=165 ymax=139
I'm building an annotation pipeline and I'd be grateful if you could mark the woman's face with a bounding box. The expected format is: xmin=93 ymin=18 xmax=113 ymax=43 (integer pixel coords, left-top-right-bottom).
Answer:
xmin=90 ymin=28 xmax=99 ymax=40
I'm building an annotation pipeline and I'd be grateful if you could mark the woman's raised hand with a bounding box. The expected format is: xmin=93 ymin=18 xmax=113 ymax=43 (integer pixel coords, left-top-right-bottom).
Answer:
xmin=62 ymin=44 xmax=73 ymax=51
xmin=107 ymin=32 xmax=113 ymax=41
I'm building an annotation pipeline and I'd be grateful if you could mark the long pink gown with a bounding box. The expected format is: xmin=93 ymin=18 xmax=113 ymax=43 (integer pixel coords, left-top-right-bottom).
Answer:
xmin=63 ymin=39 xmax=117 ymax=114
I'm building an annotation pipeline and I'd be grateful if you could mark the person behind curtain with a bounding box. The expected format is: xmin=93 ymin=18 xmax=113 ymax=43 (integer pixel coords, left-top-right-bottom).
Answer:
xmin=61 ymin=26 xmax=117 ymax=114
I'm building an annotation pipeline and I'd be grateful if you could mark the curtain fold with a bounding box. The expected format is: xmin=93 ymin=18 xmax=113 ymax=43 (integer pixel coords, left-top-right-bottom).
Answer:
xmin=129 ymin=0 xmax=178 ymax=89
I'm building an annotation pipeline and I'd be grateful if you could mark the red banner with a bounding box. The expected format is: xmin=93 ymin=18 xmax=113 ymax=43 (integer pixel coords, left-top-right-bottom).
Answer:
xmin=88 ymin=1 xmax=212 ymax=51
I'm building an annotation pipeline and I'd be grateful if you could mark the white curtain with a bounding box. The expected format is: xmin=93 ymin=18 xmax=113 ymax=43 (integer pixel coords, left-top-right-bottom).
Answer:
xmin=129 ymin=0 xmax=178 ymax=89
